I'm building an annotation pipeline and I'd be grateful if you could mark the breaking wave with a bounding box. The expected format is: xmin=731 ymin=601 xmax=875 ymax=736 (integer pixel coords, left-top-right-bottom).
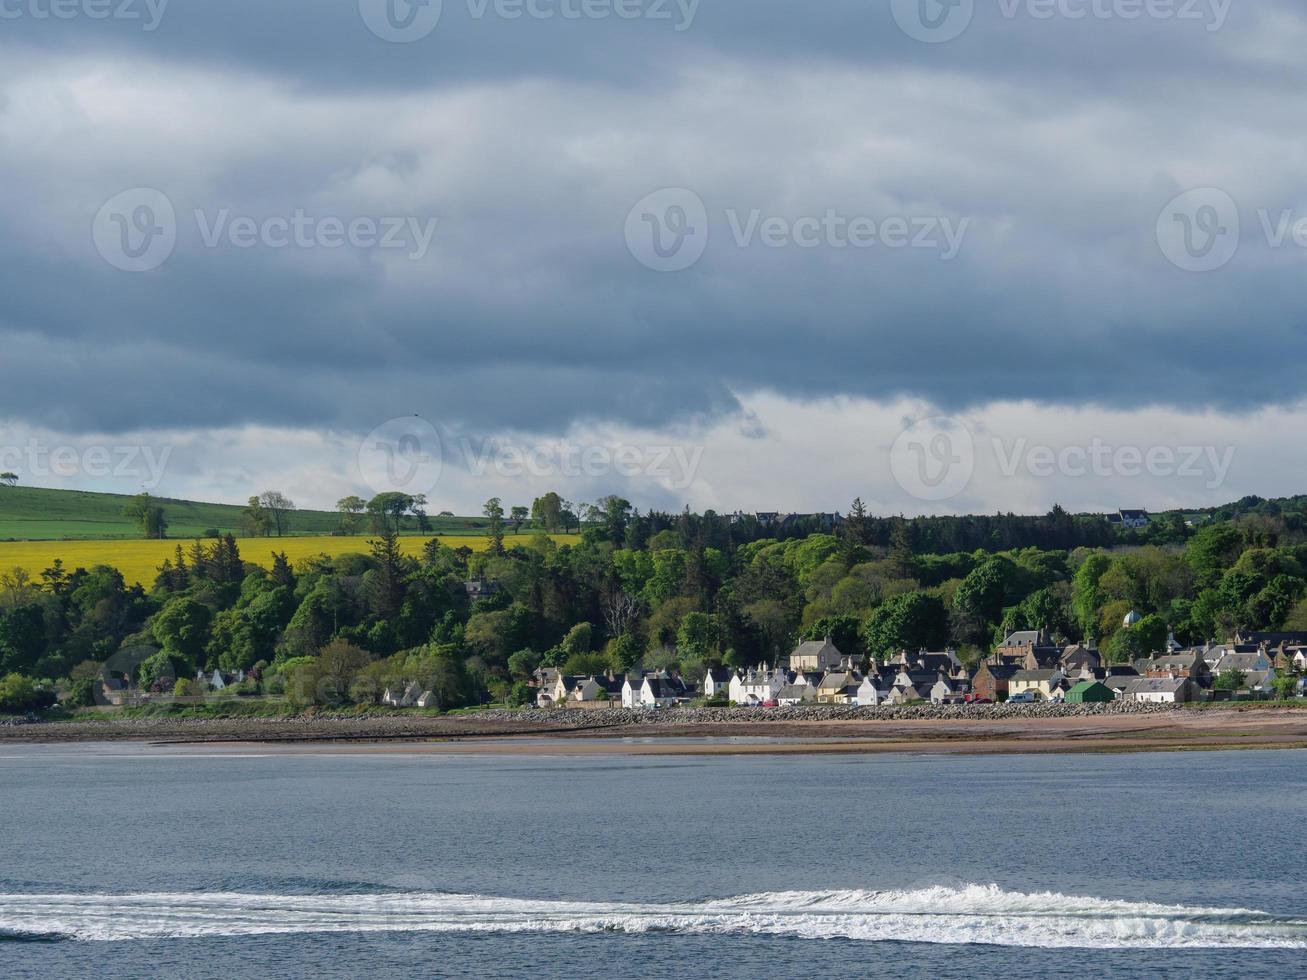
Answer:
xmin=2 ymin=884 xmax=1305 ymax=948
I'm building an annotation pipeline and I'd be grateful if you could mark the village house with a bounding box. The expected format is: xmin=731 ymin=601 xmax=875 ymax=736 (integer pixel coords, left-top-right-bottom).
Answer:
xmin=1009 ymin=669 xmax=1064 ymax=701
xmin=1103 ymin=674 xmax=1139 ymax=700
xmin=930 ymin=674 xmax=970 ymax=704
xmin=100 ymin=676 xmax=128 ymax=706
xmin=1215 ymin=651 xmax=1272 ymax=675
xmin=1102 ymin=664 xmax=1140 ymax=686
xmin=703 ymin=666 xmax=735 ymax=699
xmin=776 ymin=682 xmax=817 ymax=706
xmin=878 ymin=667 xmax=934 ymax=704
xmin=464 ymin=577 xmax=500 ymax=599
xmin=1063 ymin=662 xmax=1104 ymax=685
xmin=815 ymin=669 xmax=863 ymax=705
xmin=382 ymin=682 xmax=422 ymax=707
xmin=730 ymin=666 xmax=787 ymax=706
xmin=1198 ymin=643 xmax=1237 ymax=672
xmin=1239 ymin=670 xmax=1278 ymax=699
xmin=1059 ymin=645 xmax=1101 ymax=676
xmin=887 ymin=679 xmax=931 ymax=705
xmin=777 ymin=671 xmax=823 ymax=705
xmin=1268 ymin=645 xmax=1306 ymax=673
xmin=531 ymin=666 xmax=560 ymax=699
xmin=1144 ymin=651 xmax=1211 ymax=686
xmin=855 ymin=674 xmax=889 ymax=706
xmin=622 ymin=671 xmax=691 ymax=709
xmin=789 ymin=638 xmax=846 ymax=673
xmin=621 ymin=675 xmax=639 ymax=708
xmin=568 ymin=674 xmax=624 ymax=708
xmin=537 ymin=672 xmax=579 ymax=708
xmin=201 ymin=668 xmax=245 ymax=691
xmin=971 ymin=662 xmax=1019 ymax=702
xmin=1128 ymin=676 xmax=1199 ymax=704
xmin=881 ymin=650 xmax=912 ymax=671
xmin=1234 ymin=630 xmax=1307 ymax=648
xmin=911 ymin=649 xmax=965 ymax=677
xmin=993 ymin=629 xmax=1060 ymax=668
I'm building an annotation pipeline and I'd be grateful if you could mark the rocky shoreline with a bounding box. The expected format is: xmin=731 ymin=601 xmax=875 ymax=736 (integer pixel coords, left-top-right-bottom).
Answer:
xmin=464 ymin=701 xmax=1182 ymax=724
xmin=0 ymin=700 xmax=1221 ymax=745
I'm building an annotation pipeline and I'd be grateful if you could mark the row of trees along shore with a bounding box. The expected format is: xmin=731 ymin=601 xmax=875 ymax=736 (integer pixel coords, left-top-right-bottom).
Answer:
xmin=4 ymin=495 xmax=1307 ymax=711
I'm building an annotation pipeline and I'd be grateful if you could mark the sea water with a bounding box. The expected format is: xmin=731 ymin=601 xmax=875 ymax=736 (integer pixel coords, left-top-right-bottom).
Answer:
xmin=2 ymin=744 xmax=1304 ymax=978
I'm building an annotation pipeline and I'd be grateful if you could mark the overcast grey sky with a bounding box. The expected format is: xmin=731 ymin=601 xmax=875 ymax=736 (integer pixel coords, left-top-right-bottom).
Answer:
xmin=2 ymin=0 xmax=1305 ymax=515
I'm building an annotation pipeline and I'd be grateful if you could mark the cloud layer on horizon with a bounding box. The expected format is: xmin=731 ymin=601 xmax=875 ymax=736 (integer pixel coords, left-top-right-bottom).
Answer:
xmin=2 ymin=1 xmax=1305 ymax=511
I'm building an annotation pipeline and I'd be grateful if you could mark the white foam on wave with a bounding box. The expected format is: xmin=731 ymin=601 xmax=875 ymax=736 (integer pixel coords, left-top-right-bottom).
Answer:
xmin=2 ymin=884 xmax=1304 ymax=948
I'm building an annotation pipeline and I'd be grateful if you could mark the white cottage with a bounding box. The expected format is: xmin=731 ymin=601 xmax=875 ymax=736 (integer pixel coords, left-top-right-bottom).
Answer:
xmin=930 ymin=675 xmax=970 ymax=704
xmin=621 ymin=675 xmax=641 ymax=709
xmin=855 ymin=675 xmax=888 ymax=706
xmin=729 ymin=666 xmax=785 ymax=706
xmin=703 ymin=667 xmax=735 ymax=699
xmin=382 ymin=683 xmax=421 ymax=707
xmin=624 ymin=672 xmax=689 ymax=708
xmin=1128 ymin=677 xmax=1198 ymax=704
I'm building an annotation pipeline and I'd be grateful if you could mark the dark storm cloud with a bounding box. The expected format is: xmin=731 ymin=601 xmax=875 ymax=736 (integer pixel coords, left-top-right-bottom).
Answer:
xmin=0 ymin=0 xmax=1279 ymax=91
xmin=1 ymin=0 xmax=1306 ymax=441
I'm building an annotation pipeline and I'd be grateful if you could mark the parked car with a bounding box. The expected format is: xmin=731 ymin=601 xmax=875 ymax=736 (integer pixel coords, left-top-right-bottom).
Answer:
xmin=761 ymin=699 xmax=779 ymax=708
xmin=1006 ymin=692 xmax=1036 ymax=704
xmin=967 ymin=697 xmax=994 ymax=705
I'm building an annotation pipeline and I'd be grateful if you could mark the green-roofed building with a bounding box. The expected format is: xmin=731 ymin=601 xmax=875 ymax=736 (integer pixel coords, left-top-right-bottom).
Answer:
xmin=1064 ymin=680 xmax=1114 ymax=704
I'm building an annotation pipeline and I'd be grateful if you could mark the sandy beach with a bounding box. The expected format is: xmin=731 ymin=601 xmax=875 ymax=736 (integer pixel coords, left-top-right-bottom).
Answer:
xmin=6 ymin=707 xmax=1307 ymax=757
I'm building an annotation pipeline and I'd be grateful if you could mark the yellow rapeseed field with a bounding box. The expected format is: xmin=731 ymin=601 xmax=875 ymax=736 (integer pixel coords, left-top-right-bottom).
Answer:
xmin=0 ymin=534 xmax=581 ymax=587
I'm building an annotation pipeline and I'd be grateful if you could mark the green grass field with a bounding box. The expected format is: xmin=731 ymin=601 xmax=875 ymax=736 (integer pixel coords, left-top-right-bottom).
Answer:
xmin=0 ymin=486 xmax=496 ymax=541
xmin=0 ymin=486 xmax=574 ymax=586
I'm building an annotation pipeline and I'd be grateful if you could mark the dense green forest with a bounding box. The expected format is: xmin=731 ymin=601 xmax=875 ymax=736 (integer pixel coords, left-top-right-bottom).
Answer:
xmin=3 ymin=493 xmax=1307 ymax=714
